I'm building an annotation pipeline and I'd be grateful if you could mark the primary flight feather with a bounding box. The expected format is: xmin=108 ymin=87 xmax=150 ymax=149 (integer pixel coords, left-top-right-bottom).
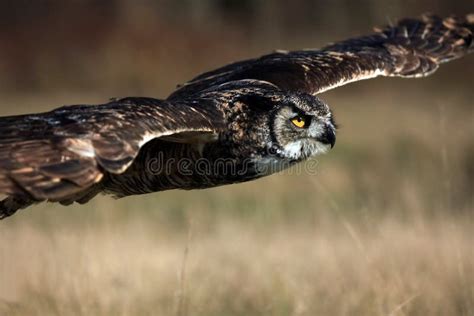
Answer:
xmin=1 ymin=13 xmax=473 ymax=219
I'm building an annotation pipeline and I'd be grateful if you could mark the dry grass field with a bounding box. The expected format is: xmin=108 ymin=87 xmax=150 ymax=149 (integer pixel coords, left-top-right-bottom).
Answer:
xmin=0 ymin=1 xmax=473 ymax=315
xmin=0 ymin=211 xmax=473 ymax=315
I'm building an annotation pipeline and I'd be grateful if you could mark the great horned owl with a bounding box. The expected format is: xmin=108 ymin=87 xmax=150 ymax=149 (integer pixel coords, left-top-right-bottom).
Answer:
xmin=0 ymin=14 xmax=473 ymax=218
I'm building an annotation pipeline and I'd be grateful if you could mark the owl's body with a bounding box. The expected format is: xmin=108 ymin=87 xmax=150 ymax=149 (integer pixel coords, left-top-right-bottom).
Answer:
xmin=0 ymin=13 xmax=472 ymax=218
xmin=73 ymin=84 xmax=333 ymax=201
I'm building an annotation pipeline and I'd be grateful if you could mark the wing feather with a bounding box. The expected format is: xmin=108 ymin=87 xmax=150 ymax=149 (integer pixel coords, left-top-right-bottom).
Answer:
xmin=0 ymin=97 xmax=225 ymax=202
xmin=169 ymin=13 xmax=473 ymax=98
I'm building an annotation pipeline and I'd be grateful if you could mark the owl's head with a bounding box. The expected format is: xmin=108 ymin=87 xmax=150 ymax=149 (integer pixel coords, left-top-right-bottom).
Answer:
xmin=269 ymin=93 xmax=336 ymax=160
xmin=206 ymin=81 xmax=336 ymax=161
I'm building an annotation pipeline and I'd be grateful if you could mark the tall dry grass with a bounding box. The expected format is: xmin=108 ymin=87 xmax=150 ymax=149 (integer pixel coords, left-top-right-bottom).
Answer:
xmin=1 ymin=212 xmax=473 ymax=315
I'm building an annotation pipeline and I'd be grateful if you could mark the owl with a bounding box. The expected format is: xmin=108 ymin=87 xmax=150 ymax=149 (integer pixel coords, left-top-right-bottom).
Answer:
xmin=0 ymin=14 xmax=473 ymax=219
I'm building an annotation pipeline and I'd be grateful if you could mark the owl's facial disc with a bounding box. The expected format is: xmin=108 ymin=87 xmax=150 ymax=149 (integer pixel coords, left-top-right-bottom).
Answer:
xmin=272 ymin=95 xmax=336 ymax=160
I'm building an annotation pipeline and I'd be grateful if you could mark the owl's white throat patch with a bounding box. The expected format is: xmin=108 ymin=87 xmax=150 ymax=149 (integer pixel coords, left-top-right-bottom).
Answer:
xmin=253 ymin=139 xmax=330 ymax=176
xmin=281 ymin=139 xmax=330 ymax=160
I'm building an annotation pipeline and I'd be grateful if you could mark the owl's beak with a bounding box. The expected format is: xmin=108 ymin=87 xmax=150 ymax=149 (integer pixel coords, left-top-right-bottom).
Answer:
xmin=319 ymin=126 xmax=336 ymax=148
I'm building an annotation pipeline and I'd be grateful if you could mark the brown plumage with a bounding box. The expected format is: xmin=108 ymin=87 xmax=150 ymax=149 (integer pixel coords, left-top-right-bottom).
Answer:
xmin=170 ymin=13 xmax=473 ymax=98
xmin=1 ymin=13 xmax=473 ymax=219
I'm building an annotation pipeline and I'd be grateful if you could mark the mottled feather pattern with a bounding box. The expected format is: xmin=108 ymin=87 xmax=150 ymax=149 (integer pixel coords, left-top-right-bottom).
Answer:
xmin=170 ymin=14 xmax=473 ymax=98
xmin=0 ymin=97 xmax=225 ymax=217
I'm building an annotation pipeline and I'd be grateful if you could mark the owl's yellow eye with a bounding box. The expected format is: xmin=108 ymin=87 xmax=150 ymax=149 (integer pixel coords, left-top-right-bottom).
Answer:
xmin=291 ymin=116 xmax=306 ymax=128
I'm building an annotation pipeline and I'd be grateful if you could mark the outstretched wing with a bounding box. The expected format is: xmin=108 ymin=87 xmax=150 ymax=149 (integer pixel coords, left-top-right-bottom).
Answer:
xmin=0 ymin=97 xmax=225 ymax=202
xmin=169 ymin=13 xmax=473 ymax=99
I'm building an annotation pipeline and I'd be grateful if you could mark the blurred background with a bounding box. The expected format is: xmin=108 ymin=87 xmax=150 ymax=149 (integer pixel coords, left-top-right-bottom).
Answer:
xmin=0 ymin=1 xmax=473 ymax=315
